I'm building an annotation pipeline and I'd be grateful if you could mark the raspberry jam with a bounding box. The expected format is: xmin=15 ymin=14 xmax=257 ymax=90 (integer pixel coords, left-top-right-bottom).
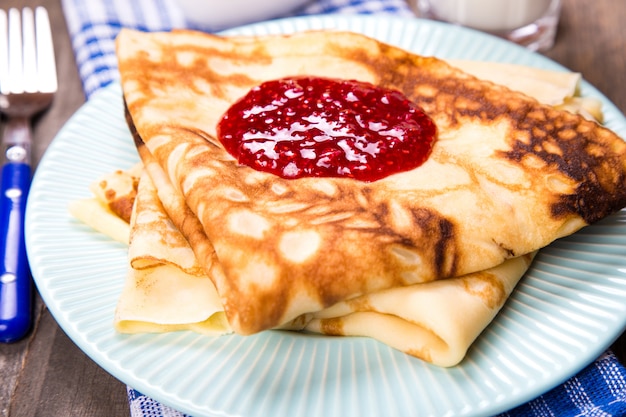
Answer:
xmin=217 ymin=77 xmax=437 ymax=182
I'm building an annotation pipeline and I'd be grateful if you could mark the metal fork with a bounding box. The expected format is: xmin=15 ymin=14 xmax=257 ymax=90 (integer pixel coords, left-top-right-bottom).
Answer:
xmin=0 ymin=7 xmax=57 ymax=343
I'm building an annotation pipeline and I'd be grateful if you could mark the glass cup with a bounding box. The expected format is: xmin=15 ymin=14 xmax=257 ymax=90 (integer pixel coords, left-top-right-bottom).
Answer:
xmin=413 ymin=0 xmax=562 ymax=52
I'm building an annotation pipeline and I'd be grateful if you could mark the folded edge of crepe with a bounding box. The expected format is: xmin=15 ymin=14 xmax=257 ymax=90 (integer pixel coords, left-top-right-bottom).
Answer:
xmin=303 ymin=252 xmax=535 ymax=366
xmin=448 ymin=59 xmax=603 ymax=121
xmin=114 ymin=263 xmax=230 ymax=335
xmin=115 ymin=169 xmax=231 ymax=335
xmin=118 ymin=29 xmax=626 ymax=336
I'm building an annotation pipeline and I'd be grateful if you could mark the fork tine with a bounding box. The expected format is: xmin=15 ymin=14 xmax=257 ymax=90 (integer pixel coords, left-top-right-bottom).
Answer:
xmin=35 ymin=7 xmax=57 ymax=93
xmin=0 ymin=10 xmax=7 ymax=95
xmin=7 ymin=8 xmax=23 ymax=94
xmin=21 ymin=7 xmax=37 ymax=94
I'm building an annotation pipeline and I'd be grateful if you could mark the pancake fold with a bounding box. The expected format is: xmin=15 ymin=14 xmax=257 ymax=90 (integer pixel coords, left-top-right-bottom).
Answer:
xmin=116 ymin=28 xmax=626 ymax=338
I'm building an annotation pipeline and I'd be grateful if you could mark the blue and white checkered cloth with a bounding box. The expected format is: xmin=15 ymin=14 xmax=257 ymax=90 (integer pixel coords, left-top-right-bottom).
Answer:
xmin=59 ymin=1 xmax=626 ymax=416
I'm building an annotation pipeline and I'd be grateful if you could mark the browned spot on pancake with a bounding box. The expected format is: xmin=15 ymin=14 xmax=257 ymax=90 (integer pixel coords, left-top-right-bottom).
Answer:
xmin=346 ymin=295 xmax=374 ymax=312
xmin=318 ymin=317 xmax=345 ymax=336
xmin=108 ymin=197 xmax=135 ymax=224
xmin=374 ymin=206 xmax=459 ymax=279
xmin=497 ymin=112 xmax=626 ymax=223
xmin=461 ymin=271 xmax=507 ymax=309
xmin=97 ymin=172 xmax=138 ymax=224
xmin=226 ymin=285 xmax=289 ymax=334
xmin=102 ymin=183 xmax=113 ymax=198
xmin=406 ymin=347 xmax=433 ymax=364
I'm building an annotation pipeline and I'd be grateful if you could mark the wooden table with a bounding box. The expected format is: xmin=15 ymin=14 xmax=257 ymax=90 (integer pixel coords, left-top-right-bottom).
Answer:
xmin=1 ymin=0 xmax=625 ymax=416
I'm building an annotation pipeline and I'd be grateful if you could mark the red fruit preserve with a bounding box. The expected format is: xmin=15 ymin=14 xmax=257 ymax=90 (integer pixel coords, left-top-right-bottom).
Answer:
xmin=217 ymin=77 xmax=437 ymax=182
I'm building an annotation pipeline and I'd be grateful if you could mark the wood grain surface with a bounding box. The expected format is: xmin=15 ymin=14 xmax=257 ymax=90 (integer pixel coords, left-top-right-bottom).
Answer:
xmin=0 ymin=0 xmax=624 ymax=416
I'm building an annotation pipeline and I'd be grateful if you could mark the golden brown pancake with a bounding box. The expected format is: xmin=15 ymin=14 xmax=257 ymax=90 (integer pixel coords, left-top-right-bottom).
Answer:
xmin=116 ymin=28 xmax=626 ymax=336
xmin=73 ymin=56 xmax=611 ymax=365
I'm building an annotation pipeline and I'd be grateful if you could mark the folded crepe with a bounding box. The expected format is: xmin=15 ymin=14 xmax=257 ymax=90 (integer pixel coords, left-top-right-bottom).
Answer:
xmin=72 ymin=47 xmax=615 ymax=365
xmin=85 ymin=159 xmax=536 ymax=366
xmin=116 ymin=28 xmax=626 ymax=338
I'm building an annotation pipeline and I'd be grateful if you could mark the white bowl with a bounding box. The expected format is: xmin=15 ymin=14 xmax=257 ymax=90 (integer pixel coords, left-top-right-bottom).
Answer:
xmin=174 ymin=0 xmax=314 ymax=30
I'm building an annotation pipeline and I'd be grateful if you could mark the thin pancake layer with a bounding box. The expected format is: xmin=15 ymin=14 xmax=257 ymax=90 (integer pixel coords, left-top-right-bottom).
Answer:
xmin=114 ymin=264 xmax=230 ymax=335
xmin=115 ymin=171 xmax=230 ymax=335
xmin=304 ymin=252 xmax=535 ymax=366
xmin=106 ymin=159 xmax=534 ymax=366
xmin=117 ymin=28 xmax=626 ymax=335
xmin=129 ymin=170 xmax=204 ymax=275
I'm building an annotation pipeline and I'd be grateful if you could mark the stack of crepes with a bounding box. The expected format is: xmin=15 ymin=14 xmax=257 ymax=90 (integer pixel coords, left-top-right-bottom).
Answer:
xmin=71 ymin=28 xmax=626 ymax=367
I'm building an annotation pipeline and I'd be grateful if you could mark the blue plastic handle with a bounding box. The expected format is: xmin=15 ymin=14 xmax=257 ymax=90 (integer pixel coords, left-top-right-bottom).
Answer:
xmin=0 ymin=162 xmax=32 ymax=343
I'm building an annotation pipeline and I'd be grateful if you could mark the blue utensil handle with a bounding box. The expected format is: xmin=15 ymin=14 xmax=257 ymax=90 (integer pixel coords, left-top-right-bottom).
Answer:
xmin=0 ymin=161 xmax=32 ymax=343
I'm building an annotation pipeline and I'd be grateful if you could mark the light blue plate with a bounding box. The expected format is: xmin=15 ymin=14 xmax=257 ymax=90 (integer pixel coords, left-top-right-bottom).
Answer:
xmin=25 ymin=15 xmax=626 ymax=417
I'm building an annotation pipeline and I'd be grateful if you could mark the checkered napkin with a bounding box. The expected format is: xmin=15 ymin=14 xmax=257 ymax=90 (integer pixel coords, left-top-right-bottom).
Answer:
xmin=59 ymin=0 xmax=626 ymax=416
